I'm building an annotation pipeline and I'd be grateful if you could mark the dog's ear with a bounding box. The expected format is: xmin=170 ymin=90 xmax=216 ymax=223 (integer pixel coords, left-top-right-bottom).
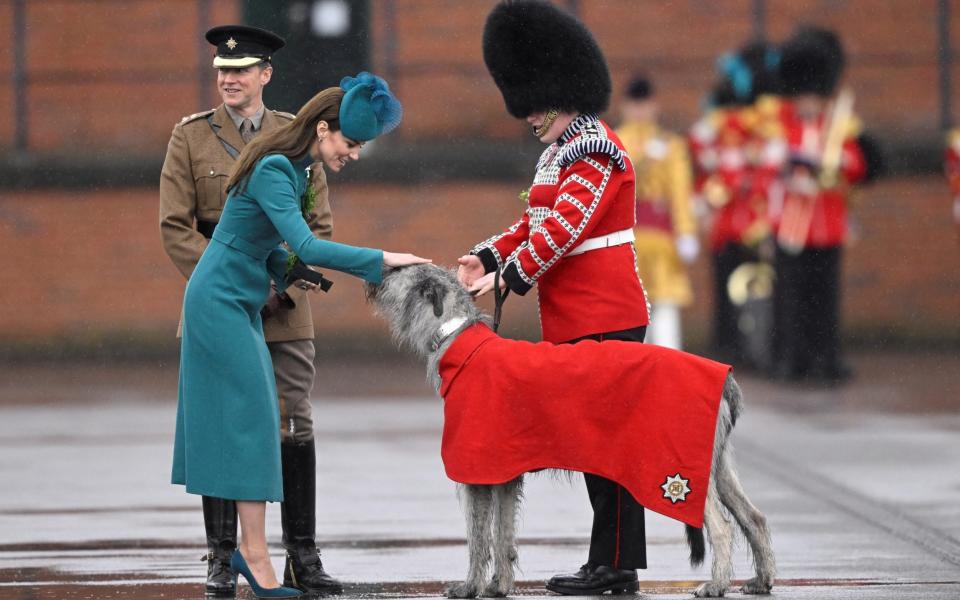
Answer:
xmin=411 ymin=278 xmax=447 ymax=318
xmin=425 ymin=283 xmax=446 ymax=318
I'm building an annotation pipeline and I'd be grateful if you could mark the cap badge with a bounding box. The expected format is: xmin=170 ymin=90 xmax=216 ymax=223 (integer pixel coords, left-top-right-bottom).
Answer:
xmin=661 ymin=473 xmax=691 ymax=504
xmin=226 ymin=37 xmax=238 ymax=50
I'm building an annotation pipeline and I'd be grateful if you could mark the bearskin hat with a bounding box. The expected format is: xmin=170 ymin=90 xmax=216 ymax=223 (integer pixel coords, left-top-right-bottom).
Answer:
xmin=482 ymin=0 xmax=611 ymax=118
xmin=779 ymin=27 xmax=845 ymax=97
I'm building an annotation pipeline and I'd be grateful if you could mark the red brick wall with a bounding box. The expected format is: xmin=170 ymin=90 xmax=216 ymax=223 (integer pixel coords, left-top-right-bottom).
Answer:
xmin=0 ymin=0 xmax=240 ymax=154
xmin=2 ymin=1 xmax=957 ymax=156
xmin=0 ymin=176 xmax=957 ymax=348
xmin=371 ymin=0 xmax=958 ymax=140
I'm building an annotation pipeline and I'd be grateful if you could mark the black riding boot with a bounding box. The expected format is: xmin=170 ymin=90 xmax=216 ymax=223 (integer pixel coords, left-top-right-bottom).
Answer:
xmin=281 ymin=440 xmax=343 ymax=595
xmin=201 ymin=495 xmax=237 ymax=596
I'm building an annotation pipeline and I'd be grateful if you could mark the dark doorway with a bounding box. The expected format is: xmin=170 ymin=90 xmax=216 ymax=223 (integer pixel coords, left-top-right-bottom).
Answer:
xmin=244 ymin=0 xmax=371 ymax=114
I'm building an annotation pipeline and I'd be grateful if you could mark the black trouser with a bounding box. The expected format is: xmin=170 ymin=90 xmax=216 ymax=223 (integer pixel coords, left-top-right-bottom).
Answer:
xmin=563 ymin=325 xmax=648 ymax=570
xmin=712 ymin=242 xmax=758 ymax=366
xmin=773 ymin=245 xmax=843 ymax=379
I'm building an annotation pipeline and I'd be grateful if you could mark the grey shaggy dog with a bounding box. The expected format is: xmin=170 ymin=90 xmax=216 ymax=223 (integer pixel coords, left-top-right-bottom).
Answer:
xmin=366 ymin=264 xmax=775 ymax=598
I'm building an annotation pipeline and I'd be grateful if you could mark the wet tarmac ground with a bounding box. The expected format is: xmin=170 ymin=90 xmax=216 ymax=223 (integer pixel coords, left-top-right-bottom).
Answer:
xmin=1 ymin=351 xmax=958 ymax=599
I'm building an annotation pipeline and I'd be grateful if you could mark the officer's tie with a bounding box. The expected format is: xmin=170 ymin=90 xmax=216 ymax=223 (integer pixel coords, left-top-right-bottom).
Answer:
xmin=240 ymin=118 xmax=255 ymax=144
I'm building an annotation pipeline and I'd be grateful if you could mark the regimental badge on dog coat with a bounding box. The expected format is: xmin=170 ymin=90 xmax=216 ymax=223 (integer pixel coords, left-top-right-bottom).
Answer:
xmin=438 ymin=324 xmax=730 ymax=528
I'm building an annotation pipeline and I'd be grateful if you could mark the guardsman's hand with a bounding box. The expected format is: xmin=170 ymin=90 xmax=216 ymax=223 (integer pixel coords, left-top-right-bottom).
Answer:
xmin=468 ymin=271 xmax=507 ymax=298
xmin=457 ymin=255 xmax=485 ymax=288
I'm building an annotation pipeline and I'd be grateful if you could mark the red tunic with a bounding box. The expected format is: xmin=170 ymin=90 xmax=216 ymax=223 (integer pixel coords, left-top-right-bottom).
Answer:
xmin=438 ymin=323 xmax=731 ymax=528
xmin=772 ymin=101 xmax=867 ymax=248
xmin=472 ymin=115 xmax=649 ymax=343
xmin=689 ymin=106 xmax=786 ymax=251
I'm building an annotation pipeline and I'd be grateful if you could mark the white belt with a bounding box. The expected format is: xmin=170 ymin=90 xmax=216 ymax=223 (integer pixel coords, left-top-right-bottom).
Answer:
xmin=566 ymin=228 xmax=635 ymax=257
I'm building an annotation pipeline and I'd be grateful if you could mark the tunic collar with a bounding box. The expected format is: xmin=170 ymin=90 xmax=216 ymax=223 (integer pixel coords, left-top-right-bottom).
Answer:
xmin=559 ymin=113 xmax=600 ymax=145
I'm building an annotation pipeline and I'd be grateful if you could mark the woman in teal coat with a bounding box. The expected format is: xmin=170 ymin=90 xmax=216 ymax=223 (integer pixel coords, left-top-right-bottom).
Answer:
xmin=172 ymin=73 xmax=428 ymax=597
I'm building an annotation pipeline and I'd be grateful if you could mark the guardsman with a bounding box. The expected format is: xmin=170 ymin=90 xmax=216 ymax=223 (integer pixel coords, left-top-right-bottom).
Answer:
xmin=159 ymin=25 xmax=342 ymax=596
xmin=689 ymin=40 xmax=783 ymax=368
xmin=946 ymin=128 xmax=960 ymax=238
xmin=771 ymin=27 xmax=881 ymax=384
xmin=617 ymin=76 xmax=698 ymax=349
xmin=457 ymin=1 xmax=651 ymax=595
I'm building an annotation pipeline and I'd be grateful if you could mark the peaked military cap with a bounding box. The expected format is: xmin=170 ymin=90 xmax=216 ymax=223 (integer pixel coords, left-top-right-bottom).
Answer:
xmin=206 ymin=25 xmax=285 ymax=68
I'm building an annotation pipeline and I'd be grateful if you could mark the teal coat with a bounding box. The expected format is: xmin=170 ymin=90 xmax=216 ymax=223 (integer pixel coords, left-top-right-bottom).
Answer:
xmin=171 ymin=154 xmax=382 ymax=501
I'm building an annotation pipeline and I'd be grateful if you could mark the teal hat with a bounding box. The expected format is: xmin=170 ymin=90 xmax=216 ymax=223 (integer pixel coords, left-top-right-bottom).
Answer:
xmin=338 ymin=72 xmax=403 ymax=142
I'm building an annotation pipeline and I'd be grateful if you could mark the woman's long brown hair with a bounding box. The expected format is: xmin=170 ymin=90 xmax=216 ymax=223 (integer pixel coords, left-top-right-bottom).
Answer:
xmin=226 ymin=87 xmax=345 ymax=193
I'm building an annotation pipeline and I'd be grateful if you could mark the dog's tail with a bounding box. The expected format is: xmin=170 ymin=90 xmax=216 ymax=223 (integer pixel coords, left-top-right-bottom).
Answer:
xmin=724 ymin=373 xmax=743 ymax=427
xmin=685 ymin=524 xmax=705 ymax=568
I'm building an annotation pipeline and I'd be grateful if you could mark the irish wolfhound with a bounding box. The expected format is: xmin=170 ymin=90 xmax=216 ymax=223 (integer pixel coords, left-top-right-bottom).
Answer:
xmin=366 ymin=264 xmax=775 ymax=598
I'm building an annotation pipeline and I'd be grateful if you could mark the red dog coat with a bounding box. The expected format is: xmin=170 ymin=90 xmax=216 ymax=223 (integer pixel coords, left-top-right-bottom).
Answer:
xmin=438 ymin=323 xmax=731 ymax=528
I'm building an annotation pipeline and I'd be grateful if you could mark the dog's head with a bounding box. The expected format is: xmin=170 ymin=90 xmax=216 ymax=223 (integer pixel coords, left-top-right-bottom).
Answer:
xmin=366 ymin=264 xmax=483 ymax=357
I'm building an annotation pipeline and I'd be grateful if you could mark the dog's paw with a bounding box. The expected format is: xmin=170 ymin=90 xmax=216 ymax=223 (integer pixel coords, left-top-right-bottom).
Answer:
xmin=693 ymin=581 xmax=727 ymax=597
xmin=446 ymin=582 xmax=480 ymax=599
xmin=481 ymin=578 xmax=512 ymax=597
xmin=740 ymin=577 xmax=773 ymax=595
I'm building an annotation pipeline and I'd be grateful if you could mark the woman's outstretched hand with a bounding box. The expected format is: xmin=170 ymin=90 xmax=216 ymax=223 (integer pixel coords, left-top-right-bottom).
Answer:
xmin=383 ymin=252 xmax=432 ymax=267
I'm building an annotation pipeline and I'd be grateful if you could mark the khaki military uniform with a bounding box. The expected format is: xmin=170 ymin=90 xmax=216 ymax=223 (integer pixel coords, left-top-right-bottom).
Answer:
xmin=617 ymin=121 xmax=696 ymax=306
xmin=160 ymin=104 xmax=331 ymax=442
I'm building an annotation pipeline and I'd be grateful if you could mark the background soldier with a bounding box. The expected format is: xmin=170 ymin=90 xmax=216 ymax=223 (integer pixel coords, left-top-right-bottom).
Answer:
xmin=616 ymin=76 xmax=698 ymax=350
xmin=688 ymin=40 xmax=782 ymax=368
xmin=771 ymin=27 xmax=881 ymax=384
xmin=159 ymin=25 xmax=341 ymax=596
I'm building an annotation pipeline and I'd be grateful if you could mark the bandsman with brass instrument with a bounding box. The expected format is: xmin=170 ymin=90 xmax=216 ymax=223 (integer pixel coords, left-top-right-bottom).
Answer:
xmin=159 ymin=25 xmax=343 ymax=596
xmin=771 ymin=27 xmax=882 ymax=384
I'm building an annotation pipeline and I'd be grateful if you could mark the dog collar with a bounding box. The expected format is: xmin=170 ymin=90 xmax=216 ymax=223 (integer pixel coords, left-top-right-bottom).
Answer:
xmin=431 ymin=316 xmax=468 ymax=352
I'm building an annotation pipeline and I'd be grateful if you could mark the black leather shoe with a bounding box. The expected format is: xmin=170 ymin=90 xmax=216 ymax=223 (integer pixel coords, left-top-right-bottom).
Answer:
xmin=281 ymin=441 xmax=343 ymax=595
xmin=201 ymin=496 xmax=237 ymax=596
xmin=546 ymin=563 xmax=639 ymax=595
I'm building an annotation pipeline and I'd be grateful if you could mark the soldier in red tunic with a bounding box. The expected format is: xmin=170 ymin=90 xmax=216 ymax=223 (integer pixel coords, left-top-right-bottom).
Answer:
xmin=456 ymin=1 xmax=650 ymax=595
xmin=771 ymin=27 xmax=881 ymax=383
xmin=689 ymin=40 xmax=783 ymax=369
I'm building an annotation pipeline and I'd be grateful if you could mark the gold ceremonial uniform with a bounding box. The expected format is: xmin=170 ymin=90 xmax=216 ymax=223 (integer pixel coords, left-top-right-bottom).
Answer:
xmin=160 ymin=104 xmax=332 ymax=342
xmin=617 ymin=121 xmax=696 ymax=306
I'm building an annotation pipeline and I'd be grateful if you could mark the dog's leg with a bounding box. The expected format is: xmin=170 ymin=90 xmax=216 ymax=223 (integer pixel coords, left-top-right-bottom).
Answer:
xmin=693 ymin=479 xmax=733 ymax=598
xmin=715 ymin=449 xmax=775 ymax=595
xmin=447 ymin=484 xmax=494 ymax=599
xmin=483 ymin=476 xmax=523 ymax=597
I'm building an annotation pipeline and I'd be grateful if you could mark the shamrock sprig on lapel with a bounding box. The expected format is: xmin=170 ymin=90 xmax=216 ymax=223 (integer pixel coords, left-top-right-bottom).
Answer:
xmin=285 ymin=166 xmax=317 ymax=278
